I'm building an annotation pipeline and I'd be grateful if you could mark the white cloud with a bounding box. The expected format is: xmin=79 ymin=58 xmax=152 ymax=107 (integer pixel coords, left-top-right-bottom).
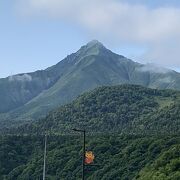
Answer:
xmin=137 ymin=64 xmax=172 ymax=74
xmin=9 ymin=74 xmax=32 ymax=82
xmin=16 ymin=0 xmax=180 ymax=68
xmin=157 ymin=77 xmax=173 ymax=84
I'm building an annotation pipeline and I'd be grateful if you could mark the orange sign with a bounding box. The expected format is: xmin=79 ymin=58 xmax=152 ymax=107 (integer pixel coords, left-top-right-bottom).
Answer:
xmin=85 ymin=151 xmax=95 ymax=164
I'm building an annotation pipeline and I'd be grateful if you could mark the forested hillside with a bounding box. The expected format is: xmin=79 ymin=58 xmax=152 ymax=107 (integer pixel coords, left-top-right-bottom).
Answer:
xmin=0 ymin=135 xmax=179 ymax=179
xmin=9 ymin=84 xmax=180 ymax=135
xmin=1 ymin=85 xmax=180 ymax=179
xmin=137 ymin=144 xmax=180 ymax=179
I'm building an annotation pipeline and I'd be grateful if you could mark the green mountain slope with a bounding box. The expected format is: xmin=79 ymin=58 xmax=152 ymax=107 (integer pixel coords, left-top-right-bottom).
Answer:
xmin=0 ymin=135 xmax=179 ymax=179
xmin=1 ymin=40 xmax=180 ymax=128
xmin=8 ymin=84 xmax=180 ymax=135
xmin=1 ymin=85 xmax=180 ymax=180
xmin=137 ymin=144 xmax=180 ymax=180
xmin=0 ymin=70 xmax=59 ymax=113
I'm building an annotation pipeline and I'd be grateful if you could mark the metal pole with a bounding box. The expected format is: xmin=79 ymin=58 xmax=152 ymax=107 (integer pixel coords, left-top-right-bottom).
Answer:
xmin=72 ymin=129 xmax=86 ymax=180
xmin=43 ymin=134 xmax=47 ymax=180
xmin=82 ymin=130 xmax=86 ymax=180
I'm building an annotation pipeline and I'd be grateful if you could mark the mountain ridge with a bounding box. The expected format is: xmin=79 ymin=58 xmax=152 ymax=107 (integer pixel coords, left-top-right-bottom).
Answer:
xmin=0 ymin=40 xmax=180 ymax=128
xmin=5 ymin=84 xmax=180 ymax=135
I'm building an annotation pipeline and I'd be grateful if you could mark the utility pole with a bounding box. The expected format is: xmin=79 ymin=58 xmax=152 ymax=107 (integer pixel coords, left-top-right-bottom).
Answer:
xmin=43 ymin=134 xmax=47 ymax=180
xmin=82 ymin=130 xmax=85 ymax=180
xmin=72 ymin=128 xmax=86 ymax=180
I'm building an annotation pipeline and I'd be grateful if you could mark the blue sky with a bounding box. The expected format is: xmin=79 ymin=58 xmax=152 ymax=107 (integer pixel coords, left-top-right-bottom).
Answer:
xmin=0 ymin=0 xmax=180 ymax=78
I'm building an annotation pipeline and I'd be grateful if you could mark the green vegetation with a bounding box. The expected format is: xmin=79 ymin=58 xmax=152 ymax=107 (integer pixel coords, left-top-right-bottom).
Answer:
xmin=0 ymin=84 xmax=180 ymax=179
xmin=0 ymin=135 xmax=179 ymax=180
xmin=137 ymin=144 xmax=180 ymax=180
xmin=1 ymin=41 xmax=180 ymax=129
xmin=0 ymin=70 xmax=60 ymax=113
xmin=8 ymin=84 xmax=180 ymax=135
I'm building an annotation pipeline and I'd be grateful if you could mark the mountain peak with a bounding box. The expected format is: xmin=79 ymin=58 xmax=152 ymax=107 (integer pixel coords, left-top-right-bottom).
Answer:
xmin=86 ymin=40 xmax=104 ymax=47
xmin=77 ymin=40 xmax=107 ymax=57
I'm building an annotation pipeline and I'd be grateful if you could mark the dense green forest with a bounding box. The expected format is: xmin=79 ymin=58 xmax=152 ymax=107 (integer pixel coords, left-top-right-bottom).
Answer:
xmin=137 ymin=143 xmax=180 ymax=180
xmin=1 ymin=85 xmax=180 ymax=179
xmin=7 ymin=85 xmax=180 ymax=135
xmin=0 ymin=135 xmax=179 ymax=180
